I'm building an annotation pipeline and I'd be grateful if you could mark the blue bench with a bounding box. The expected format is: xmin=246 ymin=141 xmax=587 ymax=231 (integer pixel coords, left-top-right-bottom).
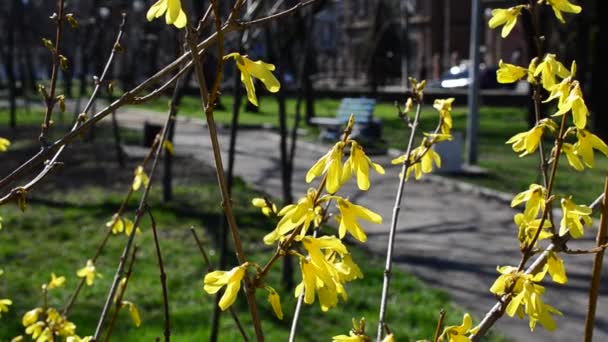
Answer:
xmin=310 ymin=97 xmax=382 ymax=142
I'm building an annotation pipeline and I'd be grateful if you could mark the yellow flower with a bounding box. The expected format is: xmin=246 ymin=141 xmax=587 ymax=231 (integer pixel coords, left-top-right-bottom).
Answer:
xmin=266 ymin=286 xmax=283 ymax=320
xmin=335 ymin=198 xmax=382 ymax=242
xmin=121 ymin=301 xmax=142 ymax=327
xmin=506 ymin=125 xmax=545 ymax=157
xmin=132 ymin=166 xmax=149 ymax=191
xmin=342 ymin=141 xmax=385 ymax=191
xmin=497 ymin=60 xmax=528 ymax=83
xmin=307 ymin=141 xmax=346 ymax=193
xmin=48 ymin=273 xmax=66 ymax=290
xmin=146 ymin=0 xmax=187 ymax=29
xmin=561 ymin=143 xmax=584 ymax=171
xmin=544 ymin=252 xmax=567 ymax=284
xmin=440 ymin=313 xmax=474 ymax=342
xmin=534 ymin=54 xmax=570 ymax=91
xmin=0 ymin=137 xmax=10 ymax=152
xmin=392 ymin=140 xmax=442 ymax=181
xmin=224 ymin=53 xmax=280 ymax=107
xmin=106 ymin=215 xmax=139 ymax=236
xmin=0 ymin=298 xmax=12 ymax=318
xmin=263 ymin=189 xmax=324 ymax=244
xmin=251 ymin=197 xmax=277 ymax=217
xmin=488 ymin=6 xmax=526 ymax=38
xmin=553 ymin=82 xmax=588 ymax=129
xmin=203 ymin=263 xmax=247 ymax=310
xmin=25 ymin=322 xmax=48 ymax=340
xmin=545 ymin=0 xmax=582 ymax=23
xmin=574 ymin=129 xmax=608 ymax=167
xmin=511 ymin=184 xmax=546 ymax=219
xmin=513 ymin=213 xmax=552 ymax=247
xmin=334 ymin=254 xmax=363 ymax=282
xmin=77 ymin=259 xmax=102 ymax=286
xmin=559 ymin=197 xmax=592 ymax=238
xmin=22 ymin=308 xmax=42 ymax=327
xmin=434 ymin=98 xmax=455 ymax=135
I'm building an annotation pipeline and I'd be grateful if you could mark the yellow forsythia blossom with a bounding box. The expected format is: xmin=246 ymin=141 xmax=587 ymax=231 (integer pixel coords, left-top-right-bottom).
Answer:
xmin=491 ymin=266 xmax=561 ymax=332
xmin=48 ymin=273 xmax=66 ymax=290
xmin=545 ymin=252 xmax=567 ymax=284
xmin=251 ymin=197 xmax=278 ymax=217
xmin=66 ymin=336 xmax=92 ymax=342
xmin=22 ymin=308 xmax=42 ymax=326
xmin=0 ymin=137 xmax=10 ymax=152
xmin=433 ymin=98 xmax=455 ymax=135
xmin=561 ymin=143 xmax=584 ymax=171
xmin=497 ymin=60 xmax=527 ymax=83
xmin=333 ymin=318 xmax=371 ymax=342
xmin=263 ymin=189 xmax=324 ymax=244
xmin=307 ymin=141 xmax=346 ymax=194
xmin=553 ymin=82 xmax=588 ymax=129
xmin=335 ymin=197 xmax=382 ymax=242
xmin=77 ymin=260 xmax=102 ymax=286
xmin=439 ymin=313 xmax=475 ymax=342
xmin=121 ymin=301 xmax=142 ymax=327
xmin=146 ymin=0 xmax=187 ymax=29
xmin=545 ymin=0 xmax=582 ymax=23
xmin=488 ymin=6 xmax=526 ymax=38
xmin=513 ymin=213 xmax=552 ymax=247
xmin=266 ymin=286 xmax=284 ymax=320
xmin=534 ymin=54 xmax=570 ymax=91
xmin=106 ymin=214 xmax=139 ymax=236
xmin=342 ymin=141 xmax=385 ymax=191
xmin=559 ymin=197 xmax=592 ymax=238
xmin=575 ymin=129 xmax=608 ymax=167
xmin=132 ymin=166 xmax=150 ymax=191
xmin=506 ymin=125 xmax=545 ymax=157
xmin=224 ymin=53 xmax=280 ymax=106
xmin=0 ymin=298 xmax=12 ymax=318
xmin=203 ymin=263 xmax=247 ymax=310
xmin=511 ymin=184 xmax=546 ymax=219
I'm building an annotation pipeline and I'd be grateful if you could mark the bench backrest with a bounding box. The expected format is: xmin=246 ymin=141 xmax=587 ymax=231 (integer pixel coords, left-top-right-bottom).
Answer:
xmin=336 ymin=98 xmax=376 ymax=124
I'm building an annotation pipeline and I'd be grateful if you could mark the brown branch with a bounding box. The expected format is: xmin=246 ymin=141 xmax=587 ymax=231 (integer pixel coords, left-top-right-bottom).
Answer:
xmin=103 ymin=246 xmax=138 ymax=342
xmin=147 ymin=208 xmax=171 ymax=342
xmin=186 ymin=0 xmax=266 ymax=337
xmin=433 ymin=310 xmax=447 ymax=342
xmin=39 ymin=0 xmax=66 ymax=145
xmin=584 ymin=174 xmax=608 ymax=341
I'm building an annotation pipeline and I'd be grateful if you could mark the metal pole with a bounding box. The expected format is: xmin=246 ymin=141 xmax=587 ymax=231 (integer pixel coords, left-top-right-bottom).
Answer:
xmin=466 ymin=0 xmax=481 ymax=165
xmin=400 ymin=0 xmax=409 ymax=87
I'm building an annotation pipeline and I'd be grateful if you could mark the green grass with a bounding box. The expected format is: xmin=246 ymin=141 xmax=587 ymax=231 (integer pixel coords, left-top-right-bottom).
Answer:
xmin=138 ymin=95 xmax=608 ymax=205
xmin=0 ymin=129 xmax=502 ymax=341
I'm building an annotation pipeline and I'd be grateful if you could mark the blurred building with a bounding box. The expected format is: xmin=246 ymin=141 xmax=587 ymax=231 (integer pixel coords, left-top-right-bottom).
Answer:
xmin=313 ymin=0 xmax=528 ymax=88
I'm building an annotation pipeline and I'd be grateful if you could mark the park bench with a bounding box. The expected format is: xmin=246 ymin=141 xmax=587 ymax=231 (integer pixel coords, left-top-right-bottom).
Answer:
xmin=310 ymin=98 xmax=383 ymax=148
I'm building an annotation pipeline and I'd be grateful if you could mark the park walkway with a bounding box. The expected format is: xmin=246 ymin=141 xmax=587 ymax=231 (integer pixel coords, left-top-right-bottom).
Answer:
xmin=117 ymin=108 xmax=608 ymax=342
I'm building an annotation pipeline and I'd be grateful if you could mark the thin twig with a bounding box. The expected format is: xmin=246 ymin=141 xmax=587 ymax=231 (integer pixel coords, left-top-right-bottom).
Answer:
xmin=186 ymin=0 xmax=266 ymax=337
xmin=376 ymin=100 xmax=423 ymax=341
xmin=583 ymin=174 xmax=608 ymax=342
xmin=189 ymin=228 xmax=250 ymax=342
xmin=148 ymin=208 xmax=171 ymax=342
xmin=39 ymin=0 xmax=66 ymax=146
xmin=433 ymin=310 xmax=447 ymax=342
xmin=103 ymin=246 xmax=138 ymax=342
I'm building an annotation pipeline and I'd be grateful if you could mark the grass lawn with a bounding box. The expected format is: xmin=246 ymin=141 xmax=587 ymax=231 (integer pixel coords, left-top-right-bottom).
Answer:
xmin=137 ymin=94 xmax=608 ymax=205
xmin=0 ymin=125 xmax=506 ymax=341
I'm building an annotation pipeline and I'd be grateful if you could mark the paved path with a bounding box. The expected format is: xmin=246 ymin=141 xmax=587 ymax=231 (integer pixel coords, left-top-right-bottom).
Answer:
xmin=117 ymin=109 xmax=608 ymax=342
